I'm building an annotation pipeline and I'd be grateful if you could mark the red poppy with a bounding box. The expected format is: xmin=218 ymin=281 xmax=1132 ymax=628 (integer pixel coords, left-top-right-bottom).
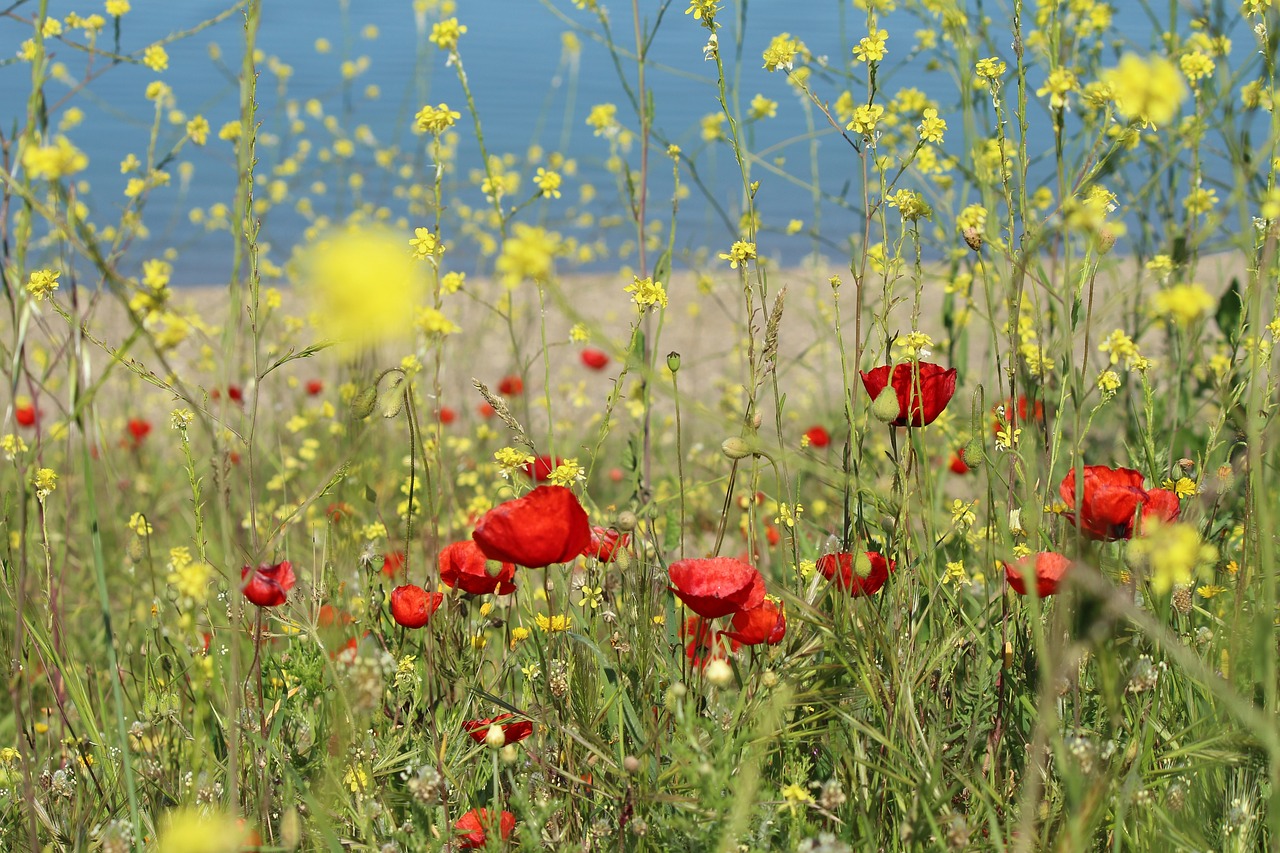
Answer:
xmin=682 ymin=616 xmax=726 ymax=667
xmin=305 ymin=379 xmax=324 ymax=396
xmin=817 ymin=551 xmax=895 ymax=597
xmin=331 ymin=636 xmax=359 ymax=664
xmin=473 ymin=485 xmax=592 ymax=569
xmin=463 ymin=714 xmax=533 ymax=746
xmin=326 ymin=502 xmax=352 ymax=523
xmin=212 ymin=384 xmax=245 ymax=405
xmin=764 ymin=525 xmax=781 ymax=547
xmin=127 ymin=418 xmax=152 ymax=447
xmin=949 ymin=450 xmax=971 ymax=475
xmin=497 ymin=375 xmax=524 ymax=396
xmin=580 ymin=348 xmax=609 ymax=370
xmin=1005 ymin=552 xmax=1072 ymax=597
xmin=438 ymin=406 xmax=457 ymax=424
xmin=859 ymin=361 xmax=957 ymax=427
xmin=15 ymin=402 xmax=38 ymax=427
xmin=454 ymin=809 xmax=516 ymax=850
xmin=522 ymin=455 xmax=561 ymax=483
xmin=478 ymin=402 xmax=496 ymax=419
xmin=721 ymin=599 xmax=786 ymax=647
xmin=439 ymin=540 xmax=517 ymax=595
xmin=992 ymin=395 xmax=1045 ymax=435
xmin=585 ymin=526 xmax=629 ymax=562
xmin=317 ymin=603 xmax=353 ymax=628
xmin=668 ymin=557 xmax=766 ymax=618
xmin=381 ymin=550 xmax=406 ymax=578
xmin=241 ymin=560 xmax=296 ymax=607
xmin=608 ymin=467 xmax=624 ymax=482
xmin=1059 ymin=465 xmax=1180 ymax=541
xmin=390 ymin=584 xmax=444 ymax=628
xmin=805 ymin=425 xmax=831 ymax=448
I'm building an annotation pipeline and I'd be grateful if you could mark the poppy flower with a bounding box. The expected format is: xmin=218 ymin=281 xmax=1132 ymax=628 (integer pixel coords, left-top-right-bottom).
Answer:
xmin=522 ymin=455 xmax=561 ymax=483
xmin=992 ymin=395 xmax=1045 ymax=435
xmin=805 ymin=425 xmax=831 ymax=448
xmin=326 ymin=502 xmax=352 ymax=523
xmin=859 ymin=361 xmax=957 ymax=427
xmin=497 ymin=375 xmax=524 ymax=396
xmin=241 ymin=560 xmax=296 ymax=607
xmin=682 ymin=616 xmax=726 ymax=668
xmin=1005 ymin=551 xmax=1072 ymax=597
xmin=585 ymin=526 xmax=628 ymax=562
xmin=438 ymin=406 xmax=457 ymax=424
xmin=305 ymin=379 xmax=324 ymax=396
xmin=668 ymin=557 xmax=766 ymax=618
xmin=580 ymin=348 xmax=609 ymax=370
xmin=949 ymin=450 xmax=971 ymax=475
xmin=127 ymin=418 xmax=152 ymax=447
xmin=721 ymin=599 xmax=786 ymax=647
xmin=454 ymin=809 xmax=516 ymax=850
xmin=817 ymin=551 xmax=895 ymax=597
xmin=473 ymin=485 xmax=592 ymax=569
xmin=15 ymin=402 xmax=38 ymax=427
xmin=317 ymin=603 xmax=353 ymax=628
xmin=381 ymin=550 xmax=406 ymax=578
xmin=439 ymin=540 xmax=517 ymax=595
xmin=1059 ymin=465 xmax=1180 ymax=541
xmin=463 ymin=714 xmax=533 ymax=746
xmin=390 ymin=584 xmax=444 ymax=628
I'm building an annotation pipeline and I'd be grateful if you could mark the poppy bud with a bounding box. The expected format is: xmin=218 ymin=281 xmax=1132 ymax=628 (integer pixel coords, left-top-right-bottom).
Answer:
xmin=624 ymin=755 xmax=641 ymax=773
xmin=615 ymin=511 xmax=637 ymax=532
xmin=870 ymin=388 xmax=901 ymax=423
xmin=350 ymin=386 xmax=377 ymax=419
xmin=963 ymin=436 xmax=984 ymax=469
xmin=704 ymin=658 xmax=733 ymax=687
xmin=853 ymin=551 xmax=874 ymax=579
xmin=484 ymin=724 xmax=506 ymax=748
xmin=721 ymin=436 xmax=753 ymax=459
xmin=499 ymin=744 xmax=519 ymax=763
xmin=666 ymin=351 xmax=681 ymax=373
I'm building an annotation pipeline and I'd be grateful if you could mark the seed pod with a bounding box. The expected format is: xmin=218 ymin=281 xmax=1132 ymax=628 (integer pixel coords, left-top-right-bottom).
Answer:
xmin=721 ymin=436 xmax=753 ymax=459
xmin=870 ymin=389 xmax=901 ymax=423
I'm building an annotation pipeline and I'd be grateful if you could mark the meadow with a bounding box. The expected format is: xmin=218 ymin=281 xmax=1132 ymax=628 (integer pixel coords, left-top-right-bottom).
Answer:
xmin=3 ymin=0 xmax=1280 ymax=850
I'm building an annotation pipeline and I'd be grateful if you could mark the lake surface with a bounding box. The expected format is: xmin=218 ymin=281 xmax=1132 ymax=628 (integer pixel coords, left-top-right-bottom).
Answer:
xmin=4 ymin=0 xmax=1260 ymax=284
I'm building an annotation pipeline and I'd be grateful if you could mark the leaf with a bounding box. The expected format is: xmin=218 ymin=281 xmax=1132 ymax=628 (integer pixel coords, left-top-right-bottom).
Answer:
xmin=1215 ymin=277 xmax=1243 ymax=345
xmin=364 ymin=485 xmax=377 ymax=504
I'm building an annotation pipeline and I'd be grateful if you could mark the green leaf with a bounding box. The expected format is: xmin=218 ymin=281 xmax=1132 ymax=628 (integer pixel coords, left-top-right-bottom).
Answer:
xmin=1215 ymin=277 xmax=1243 ymax=345
xmin=364 ymin=485 xmax=377 ymax=504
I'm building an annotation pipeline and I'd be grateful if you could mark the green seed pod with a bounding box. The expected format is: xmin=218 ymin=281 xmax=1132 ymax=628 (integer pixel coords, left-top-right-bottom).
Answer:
xmin=721 ymin=436 xmax=753 ymax=459
xmin=666 ymin=351 xmax=681 ymax=373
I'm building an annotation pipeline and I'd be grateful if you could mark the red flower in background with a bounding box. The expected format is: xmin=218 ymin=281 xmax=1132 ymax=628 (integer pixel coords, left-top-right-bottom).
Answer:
xmin=721 ymin=599 xmax=786 ymax=647
xmin=241 ymin=560 xmax=296 ymax=607
xmin=585 ymin=526 xmax=629 ymax=562
xmin=381 ymin=550 xmax=406 ymax=579
xmin=992 ymin=395 xmax=1045 ymax=434
xmin=817 ymin=551 xmax=895 ymax=597
xmin=438 ymin=406 xmax=457 ymax=424
xmin=497 ymin=375 xmax=524 ymax=396
xmin=439 ymin=540 xmax=517 ymax=595
xmin=478 ymin=402 xmax=496 ymax=419
xmin=948 ymin=450 xmax=971 ymax=475
xmin=305 ymin=379 xmax=324 ymax=396
xmin=805 ymin=425 xmax=831 ymax=448
xmin=463 ymin=714 xmax=533 ymax=746
xmin=390 ymin=584 xmax=444 ymax=628
xmin=326 ymin=502 xmax=352 ymax=523
xmin=1005 ymin=552 xmax=1072 ymax=598
xmin=127 ymin=418 xmax=152 ymax=447
xmin=454 ymin=809 xmax=516 ymax=850
xmin=668 ymin=557 xmax=765 ymax=618
xmin=1059 ymin=465 xmax=1180 ymax=541
xmin=522 ymin=455 xmax=561 ymax=483
xmin=859 ymin=362 xmax=957 ymax=427
xmin=473 ymin=485 xmax=592 ymax=569
xmin=15 ymin=402 xmax=38 ymax=427
xmin=580 ymin=348 xmax=609 ymax=370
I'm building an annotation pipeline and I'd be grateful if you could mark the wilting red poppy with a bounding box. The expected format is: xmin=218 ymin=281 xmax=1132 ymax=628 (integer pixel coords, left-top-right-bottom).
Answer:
xmin=859 ymin=361 xmax=957 ymax=427
xmin=1005 ymin=552 xmax=1072 ymax=597
xmin=473 ymin=485 xmax=592 ymax=569
xmin=127 ymin=418 xmax=152 ymax=447
xmin=817 ymin=551 xmax=895 ymax=597
xmin=305 ymin=379 xmax=324 ymax=396
xmin=455 ymin=809 xmax=516 ymax=850
xmin=15 ymin=402 xmax=38 ymax=427
xmin=949 ymin=450 xmax=971 ymax=475
xmin=585 ymin=526 xmax=628 ymax=562
xmin=381 ymin=550 xmax=406 ymax=578
xmin=668 ymin=557 xmax=766 ymax=618
xmin=390 ymin=584 xmax=444 ymax=628
xmin=497 ymin=375 xmax=524 ymax=396
xmin=992 ymin=395 xmax=1045 ymax=435
xmin=805 ymin=425 xmax=831 ymax=448
xmin=439 ymin=540 xmax=517 ymax=595
xmin=721 ymin=599 xmax=786 ymax=647
xmin=1059 ymin=465 xmax=1180 ymax=541
xmin=463 ymin=714 xmax=533 ymax=746
xmin=581 ymin=348 xmax=609 ymax=370
xmin=241 ymin=560 xmax=296 ymax=607
xmin=438 ymin=406 xmax=457 ymax=424
xmin=522 ymin=455 xmax=561 ymax=483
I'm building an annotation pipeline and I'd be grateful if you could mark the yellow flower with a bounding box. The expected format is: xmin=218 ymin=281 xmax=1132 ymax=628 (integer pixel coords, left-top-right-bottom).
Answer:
xmin=408 ymin=227 xmax=443 ymax=259
xmin=779 ymin=782 xmax=814 ymax=815
xmin=22 ymin=135 xmax=88 ymax=181
xmin=625 ymin=275 xmax=668 ymax=310
xmin=534 ymin=613 xmax=571 ymax=633
xmin=33 ymin=467 xmax=57 ymax=500
xmin=413 ymin=103 xmax=459 ymax=135
xmin=185 ymin=115 xmax=209 ymax=145
xmin=128 ymin=512 xmax=153 ymax=536
xmin=428 ymin=18 xmax=466 ymax=51
xmin=762 ymin=33 xmax=803 ymax=72
xmin=917 ymin=108 xmax=946 ymax=143
xmin=975 ymin=56 xmax=1006 ymax=81
xmin=495 ymin=224 xmax=562 ymax=286
xmin=718 ymin=240 xmax=757 ymax=269
xmin=1103 ymin=54 xmax=1186 ymax=127
xmin=534 ymin=168 xmax=562 ymax=199
xmin=1127 ymin=520 xmax=1216 ymax=595
xmin=105 ymin=0 xmax=130 ymax=16
xmin=143 ymin=44 xmax=168 ymax=72
xmin=1037 ymin=67 xmax=1078 ymax=109
xmin=548 ymin=459 xmax=584 ymax=487
xmin=1196 ymin=584 xmax=1226 ymax=599
xmin=853 ymin=28 xmax=888 ymax=64
xmin=26 ymin=269 xmax=60 ymax=301
xmin=1152 ymin=283 xmax=1214 ymax=326
xmin=1180 ymin=51 xmax=1215 ymax=85
xmin=846 ymin=103 xmax=885 ymax=135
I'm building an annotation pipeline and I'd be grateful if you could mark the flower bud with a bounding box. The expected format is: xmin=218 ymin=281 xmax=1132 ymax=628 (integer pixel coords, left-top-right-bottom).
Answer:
xmin=963 ymin=227 xmax=983 ymax=251
xmin=615 ymin=510 xmax=637 ymax=532
xmin=1097 ymin=228 xmax=1117 ymax=255
xmin=853 ymin=551 xmax=874 ymax=579
xmin=499 ymin=744 xmax=519 ymax=764
xmin=704 ymin=658 xmax=734 ymax=687
xmin=623 ymin=755 xmax=641 ymax=774
xmin=350 ymin=386 xmax=377 ymax=419
xmin=963 ymin=436 xmax=984 ymax=469
xmin=666 ymin=351 xmax=681 ymax=373
xmin=721 ymin=436 xmax=753 ymax=459
xmin=869 ymin=389 xmax=901 ymax=423
xmin=484 ymin=724 xmax=506 ymax=748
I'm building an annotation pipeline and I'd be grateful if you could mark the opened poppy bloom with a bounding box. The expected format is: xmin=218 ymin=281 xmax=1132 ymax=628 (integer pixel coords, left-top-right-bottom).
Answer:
xmin=126 ymin=418 xmax=152 ymax=447
xmin=439 ymin=540 xmax=517 ymax=595
xmin=477 ymin=402 xmax=496 ymax=419
xmin=473 ymin=485 xmax=592 ymax=569
xmin=992 ymin=395 xmax=1045 ymax=435
xmin=682 ymin=616 xmax=726 ymax=668
xmin=817 ymin=551 xmax=895 ymax=597
xmin=15 ymin=401 xmax=38 ymax=427
xmin=1059 ymin=465 xmax=1180 ymax=541
xmin=721 ymin=599 xmax=786 ymax=647
xmin=805 ymin=425 xmax=831 ymax=448
xmin=668 ymin=556 xmax=766 ymax=618
xmin=241 ymin=560 xmax=296 ymax=607
xmin=389 ymin=584 xmax=444 ymax=628
xmin=497 ymin=375 xmax=524 ymax=396
xmin=380 ymin=550 xmax=406 ymax=578
xmin=859 ymin=361 xmax=957 ymax=427
xmin=438 ymin=406 xmax=457 ymax=424
xmin=1005 ymin=552 xmax=1072 ymax=597
xmin=585 ymin=526 xmax=629 ymax=562
xmin=305 ymin=379 xmax=324 ymax=396
xmin=455 ymin=809 xmax=516 ymax=850
xmin=580 ymin=348 xmax=609 ymax=370
xmin=463 ymin=714 xmax=533 ymax=746
xmin=948 ymin=450 xmax=971 ymax=475
xmin=522 ymin=455 xmax=562 ymax=483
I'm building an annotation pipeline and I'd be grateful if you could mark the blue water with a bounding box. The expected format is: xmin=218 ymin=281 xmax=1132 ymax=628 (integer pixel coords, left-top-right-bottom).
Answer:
xmin=2 ymin=1 xmax=1260 ymax=284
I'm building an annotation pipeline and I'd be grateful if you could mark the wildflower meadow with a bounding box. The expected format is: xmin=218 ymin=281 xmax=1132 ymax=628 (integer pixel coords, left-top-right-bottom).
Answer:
xmin=5 ymin=0 xmax=1280 ymax=849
